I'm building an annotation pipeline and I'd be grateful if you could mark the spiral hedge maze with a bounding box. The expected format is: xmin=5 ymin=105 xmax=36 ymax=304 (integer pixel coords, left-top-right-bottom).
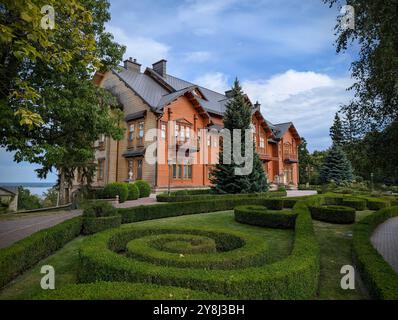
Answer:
xmin=74 ymin=198 xmax=320 ymax=300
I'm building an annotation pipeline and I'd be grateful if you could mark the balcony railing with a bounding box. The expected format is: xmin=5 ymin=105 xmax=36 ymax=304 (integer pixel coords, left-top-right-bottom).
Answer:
xmin=257 ymin=151 xmax=277 ymax=161
xmin=283 ymin=153 xmax=298 ymax=163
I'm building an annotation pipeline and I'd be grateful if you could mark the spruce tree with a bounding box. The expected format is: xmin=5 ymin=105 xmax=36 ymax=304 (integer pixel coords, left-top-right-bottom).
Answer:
xmin=320 ymin=114 xmax=354 ymax=184
xmin=210 ymin=79 xmax=268 ymax=194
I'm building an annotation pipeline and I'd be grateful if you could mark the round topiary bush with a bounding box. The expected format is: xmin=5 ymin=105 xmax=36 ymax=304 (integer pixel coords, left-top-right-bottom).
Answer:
xmin=103 ymin=182 xmax=129 ymax=203
xmin=234 ymin=205 xmax=297 ymax=229
xmin=309 ymin=205 xmax=355 ymax=224
xmin=341 ymin=198 xmax=367 ymax=211
xmin=127 ymin=183 xmax=139 ymax=201
xmin=82 ymin=200 xmax=121 ymax=235
xmin=134 ymin=180 xmax=151 ymax=198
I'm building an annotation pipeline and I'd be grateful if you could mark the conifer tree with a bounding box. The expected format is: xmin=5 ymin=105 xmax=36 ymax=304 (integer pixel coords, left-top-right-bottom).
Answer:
xmin=210 ymin=79 xmax=268 ymax=194
xmin=330 ymin=113 xmax=344 ymax=146
xmin=319 ymin=145 xmax=353 ymax=184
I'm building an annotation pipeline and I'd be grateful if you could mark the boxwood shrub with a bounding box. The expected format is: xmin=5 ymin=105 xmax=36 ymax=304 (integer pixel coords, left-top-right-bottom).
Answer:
xmin=341 ymin=198 xmax=367 ymax=211
xmin=82 ymin=201 xmax=121 ymax=235
xmin=36 ymin=281 xmax=228 ymax=300
xmin=309 ymin=205 xmax=356 ymax=224
xmin=156 ymin=190 xmax=287 ymax=203
xmin=0 ymin=217 xmax=82 ymax=288
xmin=78 ymin=197 xmax=320 ymax=299
xmin=127 ymin=183 xmax=139 ymax=200
xmin=353 ymin=206 xmax=398 ymax=299
xmin=134 ymin=180 xmax=151 ymax=198
xmin=234 ymin=205 xmax=297 ymax=228
xmin=366 ymin=198 xmax=390 ymax=211
xmin=119 ymin=197 xmax=283 ymax=223
xmin=103 ymin=182 xmax=128 ymax=203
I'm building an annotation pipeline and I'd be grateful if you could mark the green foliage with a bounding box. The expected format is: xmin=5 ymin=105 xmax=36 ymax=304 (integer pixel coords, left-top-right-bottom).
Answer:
xmin=42 ymin=187 xmax=58 ymax=208
xmin=341 ymin=198 xmax=367 ymax=211
xmin=134 ymin=180 xmax=151 ymax=198
xmin=17 ymin=186 xmax=42 ymax=210
xmin=210 ymin=79 xmax=268 ymax=194
xmin=353 ymin=207 xmax=398 ymax=299
xmin=152 ymin=234 xmax=217 ymax=254
xmin=365 ymin=198 xmax=390 ymax=211
xmin=156 ymin=190 xmax=287 ymax=202
xmin=127 ymin=183 xmax=139 ymax=200
xmin=78 ymin=197 xmax=320 ymax=299
xmin=234 ymin=205 xmax=297 ymax=228
xmin=82 ymin=200 xmax=120 ymax=234
xmin=35 ymin=282 xmax=227 ymax=300
xmin=298 ymin=137 xmax=311 ymax=184
xmin=0 ymin=217 xmax=82 ymax=288
xmin=319 ymin=145 xmax=353 ymax=185
xmin=330 ymin=113 xmax=344 ymax=146
xmin=103 ymin=183 xmax=128 ymax=203
xmin=82 ymin=200 xmax=116 ymax=218
xmin=309 ymin=205 xmax=356 ymax=224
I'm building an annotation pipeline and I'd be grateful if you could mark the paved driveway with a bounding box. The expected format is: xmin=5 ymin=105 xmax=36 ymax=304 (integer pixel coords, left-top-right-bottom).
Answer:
xmin=0 ymin=210 xmax=82 ymax=249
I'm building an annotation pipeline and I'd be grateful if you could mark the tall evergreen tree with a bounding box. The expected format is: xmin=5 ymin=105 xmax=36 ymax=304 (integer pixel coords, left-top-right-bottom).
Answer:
xmin=298 ymin=137 xmax=311 ymax=184
xmin=319 ymin=145 xmax=353 ymax=184
xmin=330 ymin=113 xmax=344 ymax=146
xmin=210 ymin=79 xmax=268 ymax=194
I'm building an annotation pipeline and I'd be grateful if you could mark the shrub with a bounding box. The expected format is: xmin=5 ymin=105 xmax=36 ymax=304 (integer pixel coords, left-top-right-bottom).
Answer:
xmin=103 ymin=183 xmax=128 ymax=203
xmin=341 ymin=198 xmax=367 ymax=211
xmin=78 ymin=197 xmax=320 ymax=299
xmin=283 ymin=199 xmax=298 ymax=209
xmin=0 ymin=217 xmax=82 ymax=288
xmin=309 ymin=205 xmax=356 ymax=224
xmin=82 ymin=201 xmax=121 ymax=235
xmin=353 ymin=207 xmax=398 ymax=299
xmin=127 ymin=183 xmax=139 ymax=200
xmin=119 ymin=197 xmax=284 ymax=224
xmin=366 ymin=198 xmax=390 ymax=210
xmin=36 ymin=282 xmax=228 ymax=300
xmin=323 ymin=196 xmax=344 ymax=205
xmin=82 ymin=200 xmax=116 ymax=218
xmin=234 ymin=205 xmax=297 ymax=229
xmin=134 ymin=180 xmax=151 ymax=198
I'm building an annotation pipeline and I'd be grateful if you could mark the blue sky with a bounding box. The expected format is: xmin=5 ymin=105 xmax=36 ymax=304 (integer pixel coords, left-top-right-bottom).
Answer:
xmin=0 ymin=0 xmax=356 ymax=183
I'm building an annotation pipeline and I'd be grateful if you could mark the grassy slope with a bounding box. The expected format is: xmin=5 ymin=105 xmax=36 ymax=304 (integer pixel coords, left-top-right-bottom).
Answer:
xmin=0 ymin=211 xmax=293 ymax=299
xmin=314 ymin=210 xmax=374 ymax=300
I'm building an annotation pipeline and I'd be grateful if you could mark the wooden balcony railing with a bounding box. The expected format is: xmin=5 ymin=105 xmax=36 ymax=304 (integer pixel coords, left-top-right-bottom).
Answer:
xmin=283 ymin=153 xmax=298 ymax=163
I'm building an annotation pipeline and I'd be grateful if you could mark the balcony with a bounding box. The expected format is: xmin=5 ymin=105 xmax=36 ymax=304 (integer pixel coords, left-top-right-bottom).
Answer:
xmin=283 ymin=153 xmax=298 ymax=163
xmin=257 ymin=151 xmax=277 ymax=162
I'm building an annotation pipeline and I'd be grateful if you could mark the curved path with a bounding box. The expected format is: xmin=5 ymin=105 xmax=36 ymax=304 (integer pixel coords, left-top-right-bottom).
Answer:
xmin=371 ymin=216 xmax=398 ymax=273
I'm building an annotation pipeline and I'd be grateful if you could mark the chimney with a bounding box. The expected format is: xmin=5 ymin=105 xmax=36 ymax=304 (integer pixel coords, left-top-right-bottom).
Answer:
xmin=225 ymin=90 xmax=234 ymax=98
xmin=124 ymin=57 xmax=141 ymax=72
xmin=152 ymin=59 xmax=167 ymax=77
xmin=254 ymin=101 xmax=261 ymax=109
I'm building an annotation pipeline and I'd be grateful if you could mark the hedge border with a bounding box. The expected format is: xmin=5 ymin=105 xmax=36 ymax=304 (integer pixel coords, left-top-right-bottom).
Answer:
xmin=156 ymin=190 xmax=287 ymax=203
xmin=353 ymin=206 xmax=398 ymax=299
xmin=234 ymin=205 xmax=297 ymax=229
xmin=82 ymin=215 xmax=122 ymax=235
xmin=35 ymin=281 xmax=228 ymax=300
xmin=309 ymin=205 xmax=356 ymax=224
xmin=341 ymin=198 xmax=367 ymax=211
xmin=0 ymin=217 xmax=82 ymax=288
xmin=78 ymin=197 xmax=320 ymax=299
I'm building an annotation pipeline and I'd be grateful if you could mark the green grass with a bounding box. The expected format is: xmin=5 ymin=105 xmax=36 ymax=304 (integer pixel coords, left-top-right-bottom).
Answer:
xmin=314 ymin=210 xmax=374 ymax=300
xmin=0 ymin=211 xmax=293 ymax=299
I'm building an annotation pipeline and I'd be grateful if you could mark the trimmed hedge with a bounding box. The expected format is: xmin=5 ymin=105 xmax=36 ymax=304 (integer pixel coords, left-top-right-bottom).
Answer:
xmin=353 ymin=206 xmax=398 ymax=299
xmin=283 ymin=199 xmax=299 ymax=209
xmin=153 ymin=234 xmax=217 ymax=254
xmin=78 ymin=197 xmax=320 ymax=299
xmin=127 ymin=183 xmax=139 ymax=200
xmin=323 ymin=196 xmax=344 ymax=206
xmin=103 ymin=182 xmax=128 ymax=203
xmin=234 ymin=205 xmax=297 ymax=228
xmin=82 ymin=216 xmax=121 ymax=235
xmin=119 ymin=197 xmax=284 ymax=223
xmin=0 ymin=217 xmax=82 ymax=288
xmin=341 ymin=198 xmax=367 ymax=211
xmin=366 ymin=198 xmax=390 ymax=210
xmin=36 ymin=281 xmax=228 ymax=300
xmin=309 ymin=205 xmax=356 ymax=224
xmin=156 ymin=190 xmax=287 ymax=203
xmin=134 ymin=180 xmax=151 ymax=198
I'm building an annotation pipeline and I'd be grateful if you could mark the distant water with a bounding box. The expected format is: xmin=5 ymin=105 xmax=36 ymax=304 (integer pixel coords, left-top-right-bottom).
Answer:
xmin=0 ymin=182 xmax=56 ymax=198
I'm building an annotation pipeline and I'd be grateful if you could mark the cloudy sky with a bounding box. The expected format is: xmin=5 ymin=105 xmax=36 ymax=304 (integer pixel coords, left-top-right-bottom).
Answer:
xmin=0 ymin=0 xmax=356 ymax=183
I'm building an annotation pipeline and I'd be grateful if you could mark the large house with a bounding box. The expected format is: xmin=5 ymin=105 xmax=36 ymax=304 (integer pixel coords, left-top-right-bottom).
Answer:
xmin=78 ymin=58 xmax=301 ymax=192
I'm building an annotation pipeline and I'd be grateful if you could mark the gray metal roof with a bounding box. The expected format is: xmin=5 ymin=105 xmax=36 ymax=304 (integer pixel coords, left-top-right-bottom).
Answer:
xmin=0 ymin=186 xmax=18 ymax=195
xmin=111 ymin=66 xmax=298 ymax=140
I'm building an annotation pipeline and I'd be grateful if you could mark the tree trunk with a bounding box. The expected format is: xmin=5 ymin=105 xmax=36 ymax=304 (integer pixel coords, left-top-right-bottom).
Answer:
xmin=59 ymin=168 xmax=66 ymax=205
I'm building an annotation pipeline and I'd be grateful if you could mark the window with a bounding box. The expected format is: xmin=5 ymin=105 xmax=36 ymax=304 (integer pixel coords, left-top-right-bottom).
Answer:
xmin=161 ymin=123 xmax=166 ymax=139
xmin=127 ymin=160 xmax=133 ymax=179
xmin=207 ymin=135 xmax=211 ymax=147
xmin=137 ymin=159 xmax=143 ymax=179
xmin=138 ymin=122 xmax=144 ymax=145
xmin=185 ymin=126 xmax=190 ymax=140
xmin=97 ymin=159 xmax=105 ymax=181
xmin=172 ymin=164 xmax=192 ymax=180
xmin=128 ymin=124 xmax=135 ymax=142
xmin=180 ymin=125 xmax=185 ymax=139
xmin=260 ymin=137 xmax=265 ymax=149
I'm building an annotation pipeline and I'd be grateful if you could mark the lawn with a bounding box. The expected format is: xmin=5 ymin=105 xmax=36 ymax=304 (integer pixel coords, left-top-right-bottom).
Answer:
xmin=0 ymin=211 xmax=294 ymax=300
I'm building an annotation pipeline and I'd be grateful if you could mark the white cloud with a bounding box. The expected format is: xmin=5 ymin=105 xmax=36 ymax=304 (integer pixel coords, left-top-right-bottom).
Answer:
xmin=107 ymin=25 xmax=170 ymax=67
xmin=242 ymin=70 xmax=354 ymax=151
xmin=183 ymin=51 xmax=213 ymax=63
xmin=194 ymin=72 xmax=229 ymax=93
